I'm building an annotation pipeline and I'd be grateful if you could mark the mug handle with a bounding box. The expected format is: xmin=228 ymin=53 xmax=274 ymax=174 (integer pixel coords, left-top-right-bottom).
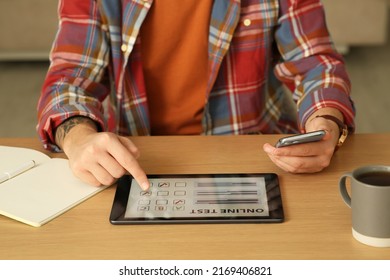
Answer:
xmin=339 ymin=172 xmax=353 ymax=208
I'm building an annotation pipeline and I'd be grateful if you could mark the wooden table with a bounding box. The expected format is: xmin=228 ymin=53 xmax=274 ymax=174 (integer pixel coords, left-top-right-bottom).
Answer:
xmin=1 ymin=134 xmax=389 ymax=260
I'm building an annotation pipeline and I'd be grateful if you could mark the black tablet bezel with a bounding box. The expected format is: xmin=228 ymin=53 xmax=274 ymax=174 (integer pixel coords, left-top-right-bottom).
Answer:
xmin=109 ymin=173 xmax=284 ymax=225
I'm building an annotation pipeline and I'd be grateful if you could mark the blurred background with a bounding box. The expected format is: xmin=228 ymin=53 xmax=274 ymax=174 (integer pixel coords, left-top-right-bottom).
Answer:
xmin=0 ymin=0 xmax=389 ymax=138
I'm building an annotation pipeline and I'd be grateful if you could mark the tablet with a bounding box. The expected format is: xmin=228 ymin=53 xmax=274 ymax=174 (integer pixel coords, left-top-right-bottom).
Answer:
xmin=109 ymin=173 xmax=284 ymax=225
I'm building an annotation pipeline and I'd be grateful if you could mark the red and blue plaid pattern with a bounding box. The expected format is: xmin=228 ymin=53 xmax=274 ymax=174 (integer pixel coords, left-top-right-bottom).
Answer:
xmin=37 ymin=0 xmax=355 ymax=151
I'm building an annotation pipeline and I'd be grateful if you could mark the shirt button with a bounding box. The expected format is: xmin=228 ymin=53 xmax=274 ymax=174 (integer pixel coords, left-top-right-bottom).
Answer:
xmin=121 ymin=44 xmax=127 ymax=53
xmin=243 ymin=19 xmax=251 ymax=27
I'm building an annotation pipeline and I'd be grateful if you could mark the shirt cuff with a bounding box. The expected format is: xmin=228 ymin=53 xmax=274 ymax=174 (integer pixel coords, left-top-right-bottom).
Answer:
xmin=37 ymin=106 xmax=106 ymax=152
xmin=297 ymin=88 xmax=356 ymax=133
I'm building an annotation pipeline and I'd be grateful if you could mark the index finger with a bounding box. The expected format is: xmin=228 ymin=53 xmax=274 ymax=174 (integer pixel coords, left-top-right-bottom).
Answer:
xmin=108 ymin=136 xmax=150 ymax=190
xmin=263 ymin=140 xmax=325 ymax=157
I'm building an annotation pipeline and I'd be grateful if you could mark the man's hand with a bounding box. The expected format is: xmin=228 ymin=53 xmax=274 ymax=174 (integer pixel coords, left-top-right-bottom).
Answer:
xmin=263 ymin=108 xmax=342 ymax=173
xmin=55 ymin=117 xmax=149 ymax=189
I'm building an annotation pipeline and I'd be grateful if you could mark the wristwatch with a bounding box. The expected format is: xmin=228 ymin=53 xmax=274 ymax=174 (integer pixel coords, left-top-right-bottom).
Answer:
xmin=314 ymin=115 xmax=348 ymax=149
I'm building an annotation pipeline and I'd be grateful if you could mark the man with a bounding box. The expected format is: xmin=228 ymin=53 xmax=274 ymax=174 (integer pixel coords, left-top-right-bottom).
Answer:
xmin=37 ymin=0 xmax=355 ymax=189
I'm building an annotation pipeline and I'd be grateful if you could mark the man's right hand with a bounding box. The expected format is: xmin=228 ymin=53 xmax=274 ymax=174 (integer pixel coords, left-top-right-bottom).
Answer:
xmin=55 ymin=117 xmax=149 ymax=190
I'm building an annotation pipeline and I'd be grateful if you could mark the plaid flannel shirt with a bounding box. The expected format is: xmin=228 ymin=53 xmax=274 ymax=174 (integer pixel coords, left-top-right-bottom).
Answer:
xmin=37 ymin=0 xmax=355 ymax=151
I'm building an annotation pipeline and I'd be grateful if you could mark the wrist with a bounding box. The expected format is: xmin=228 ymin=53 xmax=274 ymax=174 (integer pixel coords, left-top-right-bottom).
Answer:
xmin=55 ymin=117 xmax=98 ymax=151
xmin=305 ymin=108 xmax=348 ymax=150
xmin=314 ymin=115 xmax=348 ymax=149
xmin=305 ymin=108 xmax=344 ymax=130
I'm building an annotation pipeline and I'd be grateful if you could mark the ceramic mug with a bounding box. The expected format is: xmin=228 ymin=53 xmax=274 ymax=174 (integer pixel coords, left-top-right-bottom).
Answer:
xmin=339 ymin=165 xmax=390 ymax=247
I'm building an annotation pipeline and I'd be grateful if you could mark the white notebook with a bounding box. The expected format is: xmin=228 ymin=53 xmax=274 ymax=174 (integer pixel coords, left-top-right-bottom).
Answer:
xmin=0 ymin=145 xmax=108 ymax=227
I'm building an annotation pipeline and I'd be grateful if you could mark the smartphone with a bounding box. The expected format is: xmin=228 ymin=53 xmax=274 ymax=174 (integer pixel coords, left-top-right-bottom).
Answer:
xmin=275 ymin=130 xmax=326 ymax=148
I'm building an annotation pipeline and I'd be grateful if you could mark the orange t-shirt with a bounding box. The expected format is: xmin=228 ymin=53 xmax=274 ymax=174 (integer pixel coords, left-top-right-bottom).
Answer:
xmin=140 ymin=0 xmax=212 ymax=135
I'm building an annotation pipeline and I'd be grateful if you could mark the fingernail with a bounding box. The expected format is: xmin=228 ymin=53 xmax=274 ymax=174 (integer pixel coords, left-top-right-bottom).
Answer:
xmin=263 ymin=144 xmax=273 ymax=153
xmin=141 ymin=181 xmax=150 ymax=190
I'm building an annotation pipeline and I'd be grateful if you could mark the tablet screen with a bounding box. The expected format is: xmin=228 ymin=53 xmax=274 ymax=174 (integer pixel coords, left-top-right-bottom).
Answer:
xmin=110 ymin=173 xmax=283 ymax=224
